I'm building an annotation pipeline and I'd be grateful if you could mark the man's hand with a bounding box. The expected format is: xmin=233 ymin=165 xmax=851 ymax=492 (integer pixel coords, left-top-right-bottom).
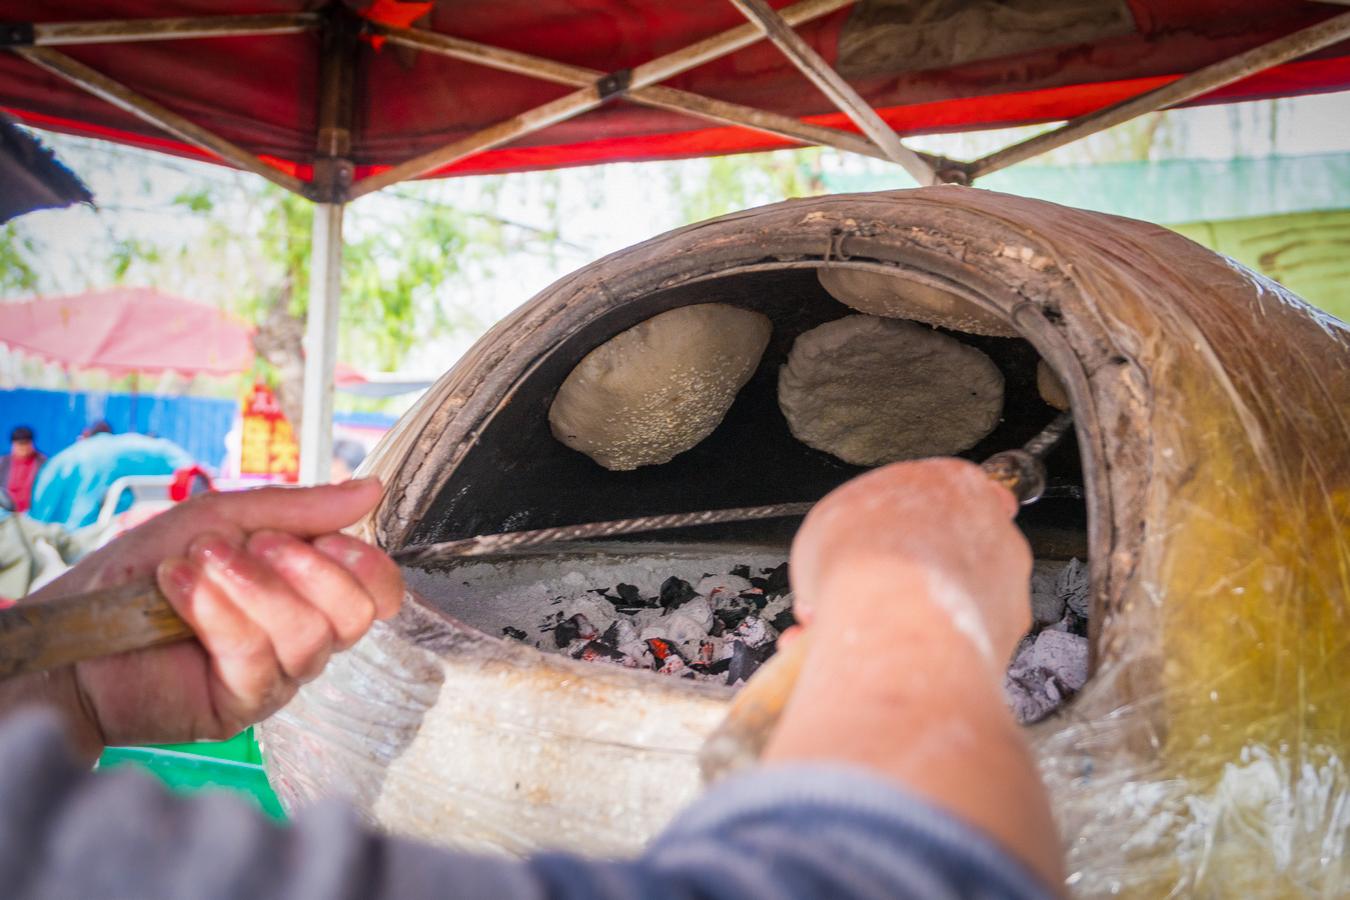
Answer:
xmin=787 ymin=457 xmax=1032 ymax=666
xmin=21 ymin=478 xmax=402 ymax=757
xmin=768 ymin=458 xmax=1061 ymax=889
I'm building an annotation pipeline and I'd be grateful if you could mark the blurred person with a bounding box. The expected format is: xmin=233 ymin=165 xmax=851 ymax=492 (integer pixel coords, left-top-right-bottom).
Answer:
xmin=0 ymin=425 xmax=45 ymax=514
xmin=81 ymin=419 xmax=114 ymax=439
xmin=0 ymin=462 xmax=1059 ymax=898
xmin=331 ymin=437 xmax=368 ymax=482
xmin=29 ymin=428 xmax=194 ymax=530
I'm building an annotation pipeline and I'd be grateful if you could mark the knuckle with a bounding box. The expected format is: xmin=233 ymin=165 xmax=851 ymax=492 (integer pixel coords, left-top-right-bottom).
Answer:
xmin=330 ymin=595 xmax=375 ymax=643
xmin=286 ymin=612 xmax=334 ymax=670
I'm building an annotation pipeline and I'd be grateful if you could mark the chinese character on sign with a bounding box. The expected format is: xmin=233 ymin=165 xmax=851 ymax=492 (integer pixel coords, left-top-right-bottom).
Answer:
xmin=238 ymin=383 xmax=300 ymax=481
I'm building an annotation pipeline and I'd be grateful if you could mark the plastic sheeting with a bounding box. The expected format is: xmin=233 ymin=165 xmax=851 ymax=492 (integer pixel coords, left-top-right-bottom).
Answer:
xmin=261 ymin=188 xmax=1350 ymax=896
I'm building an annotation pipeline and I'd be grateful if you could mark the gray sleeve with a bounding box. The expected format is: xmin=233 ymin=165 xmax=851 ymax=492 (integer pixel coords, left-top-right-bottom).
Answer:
xmin=0 ymin=711 xmax=1052 ymax=900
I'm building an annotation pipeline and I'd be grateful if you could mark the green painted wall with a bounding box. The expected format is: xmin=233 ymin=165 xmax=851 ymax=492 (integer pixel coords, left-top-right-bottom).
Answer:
xmin=820 ymin=154 xmax=1350 ymax=324
xmin=1170 ymin=210 xmax=1350 ymax=324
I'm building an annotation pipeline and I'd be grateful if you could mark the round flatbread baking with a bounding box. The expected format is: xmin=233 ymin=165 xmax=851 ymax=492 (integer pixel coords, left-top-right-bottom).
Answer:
xmin=1036 ymin=359 xmax=1071 ymax=411
xmin=817 ymin=267 xmax=1017 ymax=337
xmin=549 ymin=303 xmax=772 ymax=470
xmin=778 ymin=315 xmax=1004 ymax=466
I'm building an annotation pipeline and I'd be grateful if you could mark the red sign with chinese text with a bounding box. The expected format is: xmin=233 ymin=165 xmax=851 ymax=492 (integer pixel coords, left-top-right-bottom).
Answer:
xmin=239 ymin=382 xmax=299 ymax=481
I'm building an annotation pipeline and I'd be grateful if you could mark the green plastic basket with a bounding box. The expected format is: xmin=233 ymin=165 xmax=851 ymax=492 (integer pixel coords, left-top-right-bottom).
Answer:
xmin=98 ymin=728 xmax=284 ymax=819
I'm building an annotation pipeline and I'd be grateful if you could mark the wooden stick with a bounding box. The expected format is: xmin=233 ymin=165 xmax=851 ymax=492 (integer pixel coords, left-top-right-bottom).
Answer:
xmin=727 ymin=0 xmax=939 ymax=186
xmin=348 ymin=0 xmax=855 ymax=198
xmin=13 ymin=46 xmax=309 ymax=196
xmin=699 ymin=635 xmax=809 ymax=782
xmin=967 ymin=9 xmax=1350 ymax=179
xmin=0 ymin=578 xmax=189 ymax=680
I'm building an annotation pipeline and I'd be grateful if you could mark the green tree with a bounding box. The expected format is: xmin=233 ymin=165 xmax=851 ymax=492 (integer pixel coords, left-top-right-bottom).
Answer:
xmin=672 ymin=149 xmax=826 ymax=223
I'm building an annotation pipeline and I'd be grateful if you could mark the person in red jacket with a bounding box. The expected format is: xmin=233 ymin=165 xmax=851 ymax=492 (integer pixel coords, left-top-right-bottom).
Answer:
xmin=0 ymin=425 xmax=45 ymax=514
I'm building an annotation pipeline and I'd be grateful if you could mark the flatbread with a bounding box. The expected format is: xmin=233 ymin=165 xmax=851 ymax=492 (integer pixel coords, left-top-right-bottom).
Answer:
xmin=817 ymin=267 xmax=1017 ymax=337
xmin=778 ymin=315 xmax=1004 ymax=466
xmin=549 ymin=303 xmax=772 ymax=470
xmin=1037 ymin=359 xmax=1071 ymax=411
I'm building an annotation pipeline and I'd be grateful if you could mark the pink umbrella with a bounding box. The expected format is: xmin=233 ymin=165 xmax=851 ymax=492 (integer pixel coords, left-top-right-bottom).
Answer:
xmin=0 ymin=287 xmax=254 ymax=377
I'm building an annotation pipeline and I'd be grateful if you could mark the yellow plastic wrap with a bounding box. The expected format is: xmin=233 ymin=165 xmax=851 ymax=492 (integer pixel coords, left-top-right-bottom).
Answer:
xmin=259 ymin=187 xmax=1350 ymax=895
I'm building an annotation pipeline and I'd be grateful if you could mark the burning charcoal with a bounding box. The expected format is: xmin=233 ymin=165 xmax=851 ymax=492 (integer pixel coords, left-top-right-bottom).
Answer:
xmin=572 ymin=640 xmax=628 ymax=663
xmin=731 ymin=614 xmax=776 ymax=649
xmin=731 ymin=564 xmax=752 ymax=578
xmin=696 ymin=639 xmax=719 ymax=666
xmin=713 ymin=605 xmax=749 ymax=634
xmin=726 ymin=640 xmax=762 ymax=685
xmin=658 ymin=576 xmax=698 ymax=611
xmin=705 ymin=657 xmax=732 ymax=676
xmin=502 ymin=626 xmax=528 ymax=642
xmin=658 ymin=655 xmax=687 ymax=676
xmin=736 ymin=588 xmax=768 ymax=611
xmin=615 ymin=583 xmax=644 ymax=605
xmin=654 ymin=612 xmax=707 ymax=647
xmin=1057 ymin=557 xmax=1090 ymax=618
xmin=696 ymin=574 xmax=754 ymax=607
xmin=617 ymin=640 xmax=652 ymax=667
xmin=761 ymin=562 xmax=790 ymax=597
xmin=602 ymin=618 xmax=639 ymax=647
xmin=553 ymin=613 xmax=598 ymax=648
xmin=645 ymin=637 xmax=687 ymax=675
xmin=768 ymin=608 xmax=796 ymax=633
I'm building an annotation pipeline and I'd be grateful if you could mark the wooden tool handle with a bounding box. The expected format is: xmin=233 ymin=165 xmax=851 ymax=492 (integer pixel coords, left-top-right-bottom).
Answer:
xmin=0 ymin=577 xmax=193 ymax=679
xmin=698 ymin=634 xmax=810 ymax=783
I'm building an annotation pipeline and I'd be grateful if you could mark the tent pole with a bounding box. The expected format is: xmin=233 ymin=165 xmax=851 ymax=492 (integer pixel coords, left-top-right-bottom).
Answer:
xmin=297 ymin=4 xmax=358 ymax=485
xmin=967 ymin=9 xmax=1350 ymax=179
xmin=727 ymin=0 xmax=940 ymax=185
xmin=27 ymin=14 xmax=317 ymax=46
xmin=349 ymin=0 xmax=854 ymax=198
xmin=298 ymin=202 xmax=343 ymax=485
xmin=375 ymin=24 xmax=955 ymax=172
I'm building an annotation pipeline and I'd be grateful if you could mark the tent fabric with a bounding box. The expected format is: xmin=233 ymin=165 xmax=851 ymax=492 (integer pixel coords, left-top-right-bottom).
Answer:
xmin=0 ymin=287 xmax=254 ymax=377
xmin=0 ymin=1 xmax=1346 ymax=182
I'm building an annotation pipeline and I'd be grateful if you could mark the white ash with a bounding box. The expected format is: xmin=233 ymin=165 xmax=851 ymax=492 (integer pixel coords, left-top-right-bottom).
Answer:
xmin=405 ymin=549 xmax=1091 ymax=717
xmin=1006 ymin=558 xmax=1091 ymax=724
xmin=1004 ymin=629 xmax=1090 ymax=724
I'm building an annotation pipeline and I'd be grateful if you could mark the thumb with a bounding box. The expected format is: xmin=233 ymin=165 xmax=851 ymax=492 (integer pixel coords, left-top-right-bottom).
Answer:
xmin=206 ymin=477 xmax=384 ymax=537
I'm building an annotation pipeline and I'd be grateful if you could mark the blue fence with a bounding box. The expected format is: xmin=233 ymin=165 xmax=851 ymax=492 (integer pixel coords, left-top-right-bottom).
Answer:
xmin=0 ymin=388 xmax=399 ymax=471
xmin=0 ymin=388 xmax=237 ymax=468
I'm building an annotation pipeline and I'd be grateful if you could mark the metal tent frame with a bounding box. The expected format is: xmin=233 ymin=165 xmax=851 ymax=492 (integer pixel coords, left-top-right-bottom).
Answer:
xmin=6 ymin=2 xmax=1350 ymax=482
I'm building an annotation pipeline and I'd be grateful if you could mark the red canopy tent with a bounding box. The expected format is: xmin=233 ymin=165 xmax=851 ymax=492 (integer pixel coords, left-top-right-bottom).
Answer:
xmin=3 ymin=2 xmax=1350 ymax=185
xmin=0 ymin=286 xmax=254 ymax=377
xmin=1 ymin=0 xmax=1347 ymax=479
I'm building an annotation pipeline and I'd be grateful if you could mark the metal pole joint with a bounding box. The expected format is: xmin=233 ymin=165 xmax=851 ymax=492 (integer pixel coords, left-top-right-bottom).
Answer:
xmin=310 ymin=2 xmax=358 ymax=202
xmin=0 ymin=23 xmax=34 ymax=46
xmin=596 ymin=68 xmax=633 ymax=100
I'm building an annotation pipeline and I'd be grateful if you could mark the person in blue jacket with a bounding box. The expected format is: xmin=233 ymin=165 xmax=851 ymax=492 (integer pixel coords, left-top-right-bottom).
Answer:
xmin=28 ymin=423 xmax=193 ymax=530
xmin=0 ymin=464 xmax=1062 ymax=899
